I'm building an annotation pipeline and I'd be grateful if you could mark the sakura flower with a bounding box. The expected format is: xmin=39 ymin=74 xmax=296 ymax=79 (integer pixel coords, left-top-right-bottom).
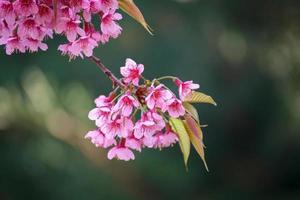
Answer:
xmin=125 ymin=134 xmax=142 ymax=152
xmin=145 ymin=84 xmax=173 ymax=110
xmin=101 ymin=117 xmax=133 ymax=138
xmin=144 ymin=129 xmax=178 ymax=149
xmin=100 ymin=119 xmax=121 ymax=139
xmin=69 ymin=35 xmax=98 ymax=58
xmin=120 ymin=58 xmax=144 ymax=86
xmin=88 ymin=96 xmax=114 ymax=127
xmin=83 ymin=0 xmax=101 ymax=22
xmin=143 ymin=135 xmax=157 ymax=148
xmin=134 ymin=111 xmax=165 ymax=139
xmin=112 ymin=93 xmax=139 ymax=117
xmin=56 ymin=17 xmax=85 ymax=42
xmin=85 ymin=129 xmax=116 ymax=148
xmin=88 ymin=106 xmax=111 ymax=125
xmin=0 ymin=0 xmax=124 ymax=56
xmin=0 ymin=0 xmax=15 ymax=25
xmin=58 ymin=42 xmax=77 ymax=59
xmin=0 ymin=36 xmax=26 ymax=55
xmin=24 ymin=38 xmax=48 ymax=52
xmin=99 ymin=0 xmax=119 ymax=13
xmin=0 ymin=20 xmax=11 ymax=38
xmin=94 ymin=94 xmax=114 ymax=108
xmin=159 ymin=129 xmax=178 ymax=148
xmin=36 ymin=4 xmax=54 ymax=25
xmin=107 ymin=146 xmax=135 ymax=161
xmin=165 ymin=98 xmax=185 ymax=118
xmin=100 ymin=11 xmax=122 ymax=38
xmin=95 ymin=107 xmax=111 ymax=127
xmin=17 ymin=18 xmax=40 ymax=39
xmin=13 ymin=0 xmax=38 ymax=17
xmin=69 ymin=0 xmax=90 ymax=10
xmin=175 ymin=79 xmax=200 ymax=100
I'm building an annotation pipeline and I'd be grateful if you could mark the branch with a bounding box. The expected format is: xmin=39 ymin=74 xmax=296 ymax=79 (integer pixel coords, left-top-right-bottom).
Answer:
xmin=89 ymin=55 xmax=126 ymax=89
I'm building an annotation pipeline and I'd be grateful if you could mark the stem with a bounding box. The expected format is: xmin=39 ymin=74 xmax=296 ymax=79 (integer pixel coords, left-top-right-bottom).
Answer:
xmin=89 ymin=55 xmax=126 ymax=89
xmin=156 ymin=76 xmax=177 ymax=81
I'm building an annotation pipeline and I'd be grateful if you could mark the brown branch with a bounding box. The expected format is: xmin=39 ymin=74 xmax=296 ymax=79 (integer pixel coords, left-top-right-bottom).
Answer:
xmin=89 ymin=55 xmax=126 ymax=89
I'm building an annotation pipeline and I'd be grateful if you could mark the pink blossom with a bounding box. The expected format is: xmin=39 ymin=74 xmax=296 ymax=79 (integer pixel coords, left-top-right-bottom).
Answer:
xmin=125 ymin=135 xmax=142 ymax=152
xmin=0 ymin=1 xmax=15 ymax=25
xmin=175 ymin=79 xmax=200 ymax=100
xmin=99 ymin=0 xmax=119 ymax=13
xmin=69 ymin=0 xmax=90 ymax=10
xmin=134 ymin=111 xmax=165 ymax=139
xmin=85 ymin=130 xmax=116 ymax=148
xmin=120 ymin=58 xmax=144 ymax=86
xmin=0 ymin=36 xmax=25 ymax=55
xmin=100 ymin=11 xmax=122 ymax=38
xmin=165 ymin=98 xmax=185 ymax=118
xmin=143 ymin=135 xmax=158 ymax=148
xmin=94 ymin=94 xmax=114 ymax=108
xmin=88 ymin=106 xmax=111 ymax=126
xmin=0 ymin=20 xmax=11 ymax=38
xmin=144 ymin=130 xmax=178 ymax=149
xmin=84 ymin=24 xmax=102 ymax=42
xmin=58 ymin=43 xmax=76 ymax=59
xmin=69 ymin=35 xmax=98 ymax=58
xmin=100 ymin=119 xmax=121 ymax=139
xmin=17 ymin=18 xmax=40 ymax=39
xmin=145 ymin=84 xmax=173 ymax=110
xmin=36 ymin=4 xmax=54 ymax=25
xmin=99 ymin=33 xmax=110 ymax=44
xmin=24 ymin=38 xmax=48 ymax=52
xmin=107 ymin=146 xmax=135 ymax=161
xmin=101 ymin=117 xmax=133 ymax=138
xmin=13 ymin=0 xmax=38 ymax=17
xmin=0 ymin=0 xmax=124 ymax=56
xmin=159 ymin=130 xmax=178 ymax=148
xmin=56 ymin=17 xmax=85 ymax=42
xmin=83 ymin=0 xmax=101 ymax=22
xmin=95 ymin=107 xmax=111 ymax=127
xmin=112 ymin=93 xmax=139 ymax=117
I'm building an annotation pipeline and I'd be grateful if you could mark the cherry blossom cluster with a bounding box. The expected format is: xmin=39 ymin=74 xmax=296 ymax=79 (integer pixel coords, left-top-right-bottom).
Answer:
xmin=0 ymin=0 xmax=122 ymax=57
xmin=85 ymin=58 xmax=200 ymax=161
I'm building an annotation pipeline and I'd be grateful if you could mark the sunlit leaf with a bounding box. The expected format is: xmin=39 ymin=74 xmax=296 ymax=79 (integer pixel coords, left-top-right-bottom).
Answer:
xmin=184 ymin=114 xmax=209 ymax=171
xmin=183 ymin=102 xmax=199 ymax=123
xmin=118 ymin=0 xmax=153 ymax=35
xmin=184 ymin=91 xmax=217 ymax=106
xmin=169 ymin=118 xmax=190 ymax=168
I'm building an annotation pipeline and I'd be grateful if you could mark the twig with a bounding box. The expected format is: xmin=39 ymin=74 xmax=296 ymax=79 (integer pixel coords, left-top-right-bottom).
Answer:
xmin=89 ymin=55 xmax=126 ymax=89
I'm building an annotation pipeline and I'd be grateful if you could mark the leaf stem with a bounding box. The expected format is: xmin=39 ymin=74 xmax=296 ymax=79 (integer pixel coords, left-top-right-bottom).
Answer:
xmin=156 ymin=76 xmax=177 ymax=81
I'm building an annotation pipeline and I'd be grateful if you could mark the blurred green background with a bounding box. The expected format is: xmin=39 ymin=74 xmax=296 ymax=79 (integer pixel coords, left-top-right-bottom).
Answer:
xmin=1 ymin=0 xmax=300 ymax=199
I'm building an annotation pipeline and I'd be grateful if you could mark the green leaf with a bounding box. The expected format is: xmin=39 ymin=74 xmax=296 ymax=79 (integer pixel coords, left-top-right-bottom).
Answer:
xmin=118 ymin=0 xmax=153 ymax=35
xmin=169 ymin=118 xmax=190 ymax=168
xmin=184 ymin=115 xmax=209 ymax=171
xmin=184 ymin=91 xmax=217 ymax=106
xmin=183 ymin=102 xmax=200 ymax=123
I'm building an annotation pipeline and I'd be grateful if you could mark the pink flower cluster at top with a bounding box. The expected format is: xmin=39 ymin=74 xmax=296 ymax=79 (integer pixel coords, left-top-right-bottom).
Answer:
xmin=85 ymin=58 xmax=200 ymax=161
xmin=0 ymin=0 xmax=122 ymax=57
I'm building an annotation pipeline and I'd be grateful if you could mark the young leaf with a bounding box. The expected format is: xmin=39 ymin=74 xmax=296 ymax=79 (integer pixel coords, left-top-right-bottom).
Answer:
xmin=169 ymin=118 xmax=190 ymax=168
xmin=184 ymin=91 xmax=217 ymax=106
xmin=184 ymin=115 xmax=209 ymax=171
xmin=183 ymin=102 xmax=200 ymax=123
xmin=118 ymin=0 xmax=153 ymax=35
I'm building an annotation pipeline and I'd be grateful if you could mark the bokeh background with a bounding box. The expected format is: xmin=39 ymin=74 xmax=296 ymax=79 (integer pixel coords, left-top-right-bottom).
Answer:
xmin=1 ymin=0 xmax=300 ymax=199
